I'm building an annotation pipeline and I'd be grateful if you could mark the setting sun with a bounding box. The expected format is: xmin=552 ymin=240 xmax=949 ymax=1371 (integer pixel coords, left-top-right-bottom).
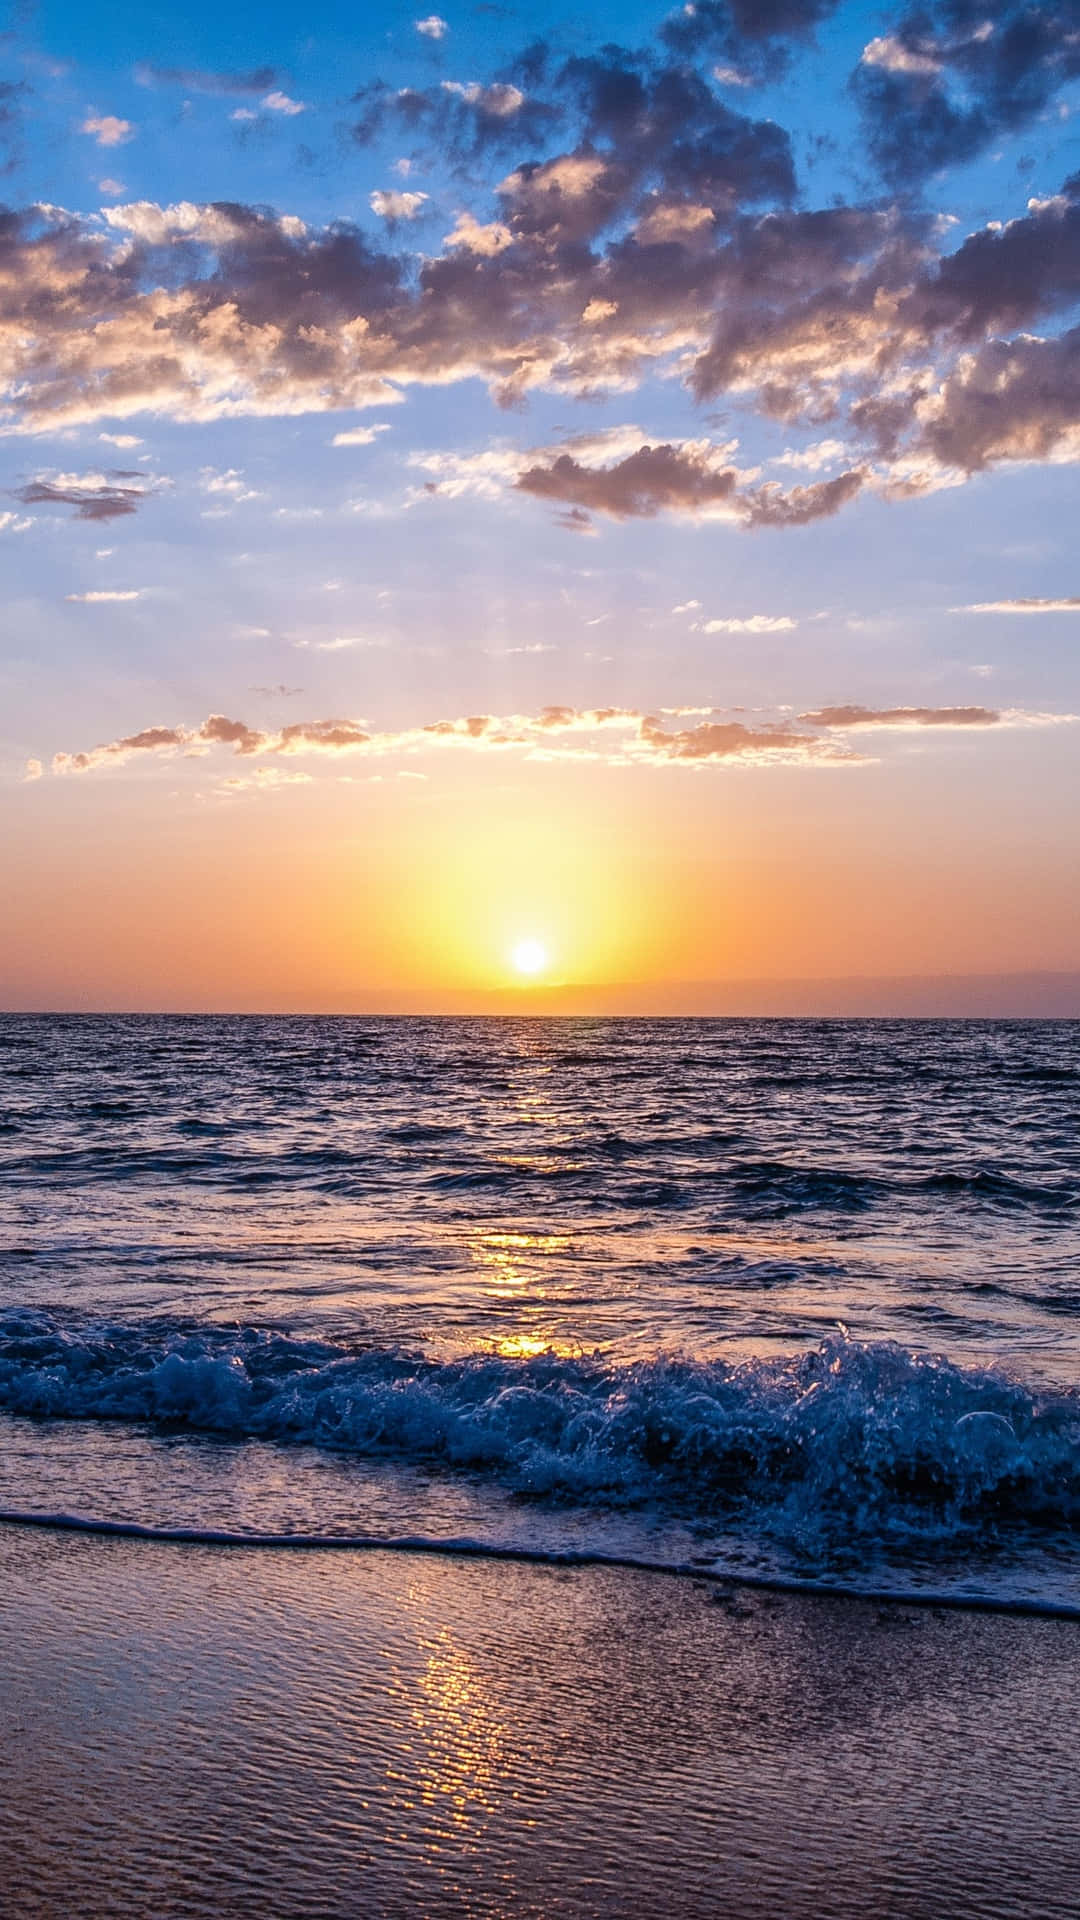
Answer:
xmin=511 ymin=939 xmax=549 ymax=978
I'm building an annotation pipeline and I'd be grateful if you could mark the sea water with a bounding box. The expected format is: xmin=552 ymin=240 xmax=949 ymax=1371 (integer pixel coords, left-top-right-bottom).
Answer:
xmin=1 ymin=1015 xmax=1078 ymax=1607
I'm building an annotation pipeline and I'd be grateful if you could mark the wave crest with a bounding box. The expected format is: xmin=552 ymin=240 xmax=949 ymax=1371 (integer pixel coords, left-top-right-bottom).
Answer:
xmin=2 ymin=1313 xmax=1078 ymax=1543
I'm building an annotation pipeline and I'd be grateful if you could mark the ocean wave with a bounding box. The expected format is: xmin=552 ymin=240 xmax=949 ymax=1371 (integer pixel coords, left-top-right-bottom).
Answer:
xmin=1 ymin=1314 xmax=1077 ymax=1544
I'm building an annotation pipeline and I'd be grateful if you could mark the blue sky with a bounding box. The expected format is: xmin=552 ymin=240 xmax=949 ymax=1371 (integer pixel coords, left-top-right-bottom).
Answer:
xmin=3 ymin=0 xmax=1080 ymax=1007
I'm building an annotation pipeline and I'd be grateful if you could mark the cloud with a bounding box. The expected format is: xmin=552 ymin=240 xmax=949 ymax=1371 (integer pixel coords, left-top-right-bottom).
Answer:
xmin=0 ymin=15 xmax=1078 ymax=534
xmin=952 ymin=597 xmax=1080 ymax=614
xmin=261 ymin=90 xmax=306 ymax=116
xmin=515 ymin=437 xmax=864 ymax=527
xmin=24 ymin=759 xmax=43 ymax=782
xmin=699 ymin=613 xmax=796 ymax=632
xmin=442 ymin=80 xmax=524 ymax=117
xmin=517 ymin=440 xmax=743 ymax=519
xmin=415 ymin=15 xmax=449 ymax=38
xmin=294 ymin=636 xmax=375 ymax=651
xmin=221 ymin=767 xmax=314 ymax=792
xmin=331 ymin=424 xmax=392 ymax=445
xmin=407 ymin=425 xmax=868 ymax=530
xmin=10 ymin=471 xmax=166 ymax=521
xmin=199 ymin=467 xmax=262 ymax=504
xmin=351 ymin=73 xmax=558 ymax=169
xmin=65 ymin=589 xmax=142 ymax=602
xmin=860 ymin=35 xmax=941 ymax=79
xmin=442 ymin=211 xmax=514 ymax=255
xmin=798 ymin=704 xmax=1002 ymax=729
xmin=134 ymin=64 xmax=280 ymax=96
xmin=369 ymin=189 xmax=429 ymax=220
xmin=47 ymin=695 xmax=1071 ymax=782
xmin=660 ymin=0 xmax=843 ymax=81
xmin=852 ymin=1 xmax=1080 ymax=185
xmin=80 ymin=113 xmax=133 ymax=147
xmin=0 ymin=511 xmax=32 ymax=533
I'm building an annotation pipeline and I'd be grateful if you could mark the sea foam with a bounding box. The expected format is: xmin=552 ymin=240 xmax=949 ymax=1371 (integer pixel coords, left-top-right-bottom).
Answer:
xmin=1 ymin=1311 xmax=1077 ymax=1547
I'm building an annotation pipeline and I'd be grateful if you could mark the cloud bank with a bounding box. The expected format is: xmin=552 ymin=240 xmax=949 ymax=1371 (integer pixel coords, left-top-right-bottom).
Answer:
xmin=1 ymin=9 xmax=1080 ymax=534
xmin=43 ymin=697 xmax=1070 ymax=785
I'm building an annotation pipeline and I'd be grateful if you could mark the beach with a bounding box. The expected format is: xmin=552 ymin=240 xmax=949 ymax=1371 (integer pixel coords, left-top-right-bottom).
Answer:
xmin=3 ymin=1523 xmax=1078 ymax=1919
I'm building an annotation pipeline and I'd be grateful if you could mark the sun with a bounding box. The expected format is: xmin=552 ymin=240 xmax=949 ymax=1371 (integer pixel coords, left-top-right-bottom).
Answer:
xmin=510 ymin=937 xmax=549 ymax=977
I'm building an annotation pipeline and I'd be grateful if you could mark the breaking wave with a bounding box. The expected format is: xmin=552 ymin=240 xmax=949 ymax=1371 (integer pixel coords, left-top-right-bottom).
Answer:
xmin=2 ymin=1311 xmax=1078 ymax=1547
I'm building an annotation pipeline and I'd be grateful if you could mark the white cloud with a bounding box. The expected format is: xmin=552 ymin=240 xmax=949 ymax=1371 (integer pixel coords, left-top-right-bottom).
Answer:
xmin=200 ymin=466 xmax=262 ymax=502
xmin=441 ymin=80 xmax=523 ymax=117
xmin=66 ymin=589 xmax=142 ymax=602
xmin=774 ymin=439 xmax=849 ymax=472
xmin=261 ymin=91 xmax=306 ymax=116
xmin=0 ymin=511 xmax=32 ymax=533
xmin=697 ymin=614 xmax=797 ymax=633
xmin=99 ymin=432 xmax=142 ymax=448
xmin=98 ymin=178 xmax=126 ymax=196
xmin=860 ymin=35 xmax=941 ymax=75
xmin=443 ymin=210 xmax=513 ymax=255
xmin=415 ymin=14 xmax=448 ymax=38
xmin=294 ymin=636 xmax=378 ymax=651
xmin=80 ymin=113 xmax=133 ymax=147
xmin=672 ymin=599 xmax=701 ymax=613
xmin=331 ymin=424 xmax=392 ymax=446
xmin=24 ymin=759 xmax=43 ymax=782
xmin=952 ymin=597 xmax=1080 ymax=614
xmin=369 ymin=190 xmax=429 ymax=220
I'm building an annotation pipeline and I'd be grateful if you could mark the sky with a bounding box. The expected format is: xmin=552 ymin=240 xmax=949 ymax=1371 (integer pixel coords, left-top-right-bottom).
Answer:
xmin=2 ymin=0 xmax=1080 ymax=1012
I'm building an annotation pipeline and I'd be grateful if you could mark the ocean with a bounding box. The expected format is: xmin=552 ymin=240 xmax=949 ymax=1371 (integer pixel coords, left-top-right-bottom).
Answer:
xmin=2 ymin=1014 xmax=1079 ymax=1611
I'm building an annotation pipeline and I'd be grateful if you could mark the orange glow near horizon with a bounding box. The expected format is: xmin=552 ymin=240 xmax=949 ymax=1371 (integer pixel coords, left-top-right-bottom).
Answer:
xmin=5 ymin=736 xmax=1080 ymax=1014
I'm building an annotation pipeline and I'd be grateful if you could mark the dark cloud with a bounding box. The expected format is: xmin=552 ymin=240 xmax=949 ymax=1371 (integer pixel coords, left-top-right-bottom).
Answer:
xmin=799 ymin=704 xmax=1001 ymax=727
xmin=278 ymin=719 xmax=372 ymax=750
xmin=660 ymin=0 xmax=842 ymax=79
xmin=517 ymin=442 xmax=741 ymax=516
xmin=550 ymin=47 xmax=795 ymax=217
xmin=199 ymin=714 xmax=265 ymax=753
xmin=352 ymin=39 xmax=792 ymax=224
xmin=2 ymin=0 xmax=1080 ymax=535
xmin=0 ymin=77 xmax=26 ymax=175
xmin=134 ymin=64 xmax=281 ymax=95
xmin=10 ymin=471 xmax=164 ymax=521
xmin=853 ymin=1 xmax=1080 ymax=186
xmin=350 ymin=71 xmax=561 ymax=168
xmin=917 ymin=324 xmax=1080 ymax=472
xmin=516 ymin=440 xmax=864 ymax=526
xmin=639 ymin=713 xmax=815 ymax=758
xmin=741 ymin=468 xmax=865 ymax=525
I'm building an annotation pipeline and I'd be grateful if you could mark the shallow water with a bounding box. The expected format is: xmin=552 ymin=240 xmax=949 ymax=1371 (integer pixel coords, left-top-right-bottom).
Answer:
xmin=2 ymin=1015 xmax=1078 ymax=1603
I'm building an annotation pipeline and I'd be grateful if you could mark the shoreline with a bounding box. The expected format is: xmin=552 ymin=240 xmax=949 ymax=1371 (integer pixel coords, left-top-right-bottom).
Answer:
xmin=4 ymin=1507 xmax=1080 ymax=1622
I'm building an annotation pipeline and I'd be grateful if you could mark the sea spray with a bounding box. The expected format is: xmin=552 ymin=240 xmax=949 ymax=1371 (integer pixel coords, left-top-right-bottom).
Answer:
xmin=1 ymin=1311 xmax=1077 ymax=1545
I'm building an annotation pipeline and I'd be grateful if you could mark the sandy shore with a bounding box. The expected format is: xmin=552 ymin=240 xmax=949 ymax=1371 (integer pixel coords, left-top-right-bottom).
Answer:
xmin=2 ymin=1525 xmax=1078 ymax=1919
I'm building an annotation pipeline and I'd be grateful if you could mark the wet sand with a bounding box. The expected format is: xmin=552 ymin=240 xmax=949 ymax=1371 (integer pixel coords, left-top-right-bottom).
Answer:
xmin=2 ymin=1525 xmax=1078 ymax=1919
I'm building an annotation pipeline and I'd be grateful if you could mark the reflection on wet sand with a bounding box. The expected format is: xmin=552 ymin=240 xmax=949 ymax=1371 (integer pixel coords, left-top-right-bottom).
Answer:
xmin=6 ymin=1527 xmax=1075 ymax=1919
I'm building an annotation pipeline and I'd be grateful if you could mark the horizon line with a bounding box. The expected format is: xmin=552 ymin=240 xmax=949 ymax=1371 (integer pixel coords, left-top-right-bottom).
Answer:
xmin=4 ymin=968 xmax=1080 ymax=1020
